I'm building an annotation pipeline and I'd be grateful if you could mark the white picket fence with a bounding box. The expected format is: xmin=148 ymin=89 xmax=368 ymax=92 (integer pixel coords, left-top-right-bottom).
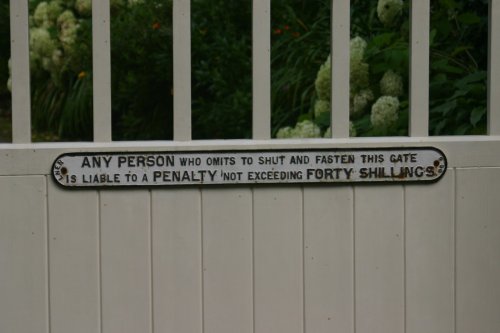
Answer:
xmin=1 ymin=1 xmax=500 ymax=333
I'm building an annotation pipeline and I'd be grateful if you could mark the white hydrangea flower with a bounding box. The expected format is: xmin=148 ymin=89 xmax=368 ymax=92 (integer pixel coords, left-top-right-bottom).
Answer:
xmin=351 ymin=89 xmax=374 ymax=114
xmin=377 ymin=0 xmax=404 ymax=27
xmin=314 ymin=100 xmax=330 ymax=118
xmin=350 ymin=60 xmax=369 ymax=91
xmin=75 ymin=0 xmax=92 ymax=16
xmin=58 ymin=10 xmax=78 ymax=50
xmin=47 ymin=2 xmax=64 ymax=22
xmin=294 ymin=120 xmax=321 ymax=138
xmin=276 ymin=126 xmax=295 ymax=139
xmin=30 ymin=27 xmax=56 ymax=57
xmin=380 ymin=70 xmax=403 ymax=97
xmin=371 ymin=96 xmax=400 ymax=129
xmin=323 ymin=122 xmax=357 ymax=138
xmin=314 ymin=56 xmax=331 ymax=101
xmin=7 ymin=77 xmax=12 ymax=92
xmin=51 ymin=49 xmax=64 ymax=68
xmin=34 ymin=2 xmax=50 ymax=27
xmin=350 ymin=36 xmax=367 ymax=63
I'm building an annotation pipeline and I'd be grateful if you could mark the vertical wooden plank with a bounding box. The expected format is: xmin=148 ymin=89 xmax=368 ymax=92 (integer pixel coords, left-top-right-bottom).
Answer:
xmin=173 ymin=0 xmax=191 ymax=141
xmin=100 ymin=191 xmax=151 ymax=333
xmin=409 ymin=0 xmax=430 ymax=137
xmin=202 ymin=189 xmax=253 ymax=333
xmin=354 ymin=186 xmax=404 ymax=333
xmin=488 ymin=0 xmax=500 ymax=135
xmin=304 ymin=187 xmax=354 ymax=333
xmin=252 ymin=0 xmax=271 ymax=139
xmin=456 ymin=168 xmax=500 ymax=333
xmin=48 ymin=181 xmax=100 ymax=333
xmin=0 ymin=176 xmax=47 ymax=333
xmin=405 ymin=171 xmax=454 ymax=333
xmin=254 ymin=187 xmax=303 ymax=333
xmin=10 ymin=0 xmax=31 ymax=143
xmin=92 ymin=0 xmax=112 ymax=142
xmin=152 ymin=189 xmax=202 ymax=333
xmin=331 ymin=0 xmax=350 ymax=138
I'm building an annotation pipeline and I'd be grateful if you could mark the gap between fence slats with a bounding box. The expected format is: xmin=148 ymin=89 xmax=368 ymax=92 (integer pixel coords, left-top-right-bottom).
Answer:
xmin=10 ymin=0 xmax=31 ymax=143
xmin=409 ymin=0 xmax=430 ymax=137
xmin=173 ymin=0 xmax=192 ymax=141
xmin=488 ymin=0 xmax=500 ymax=135
xmin=330 ymin=0 xmax=350 ymax=138
xmin=92 ymin=0 xmax=112 ymax=142
xmin=252 ymin=0 xmax=271 ymax=140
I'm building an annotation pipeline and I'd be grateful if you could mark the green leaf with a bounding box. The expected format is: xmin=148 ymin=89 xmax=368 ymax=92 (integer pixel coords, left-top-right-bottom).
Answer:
xmin=470 ymin=107 xmax=486 ymax=126
xmin=458 ymin=13 xmax=481 ymax=25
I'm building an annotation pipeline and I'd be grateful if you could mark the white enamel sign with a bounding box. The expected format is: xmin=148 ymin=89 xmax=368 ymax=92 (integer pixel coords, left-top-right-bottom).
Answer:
xmin=52 ymin=148 xmax=447 ymax=187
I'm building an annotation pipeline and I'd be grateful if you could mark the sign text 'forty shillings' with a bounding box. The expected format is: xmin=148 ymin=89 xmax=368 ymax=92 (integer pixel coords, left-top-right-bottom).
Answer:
xmin=52 ymin=148 xmax=447 ymax=187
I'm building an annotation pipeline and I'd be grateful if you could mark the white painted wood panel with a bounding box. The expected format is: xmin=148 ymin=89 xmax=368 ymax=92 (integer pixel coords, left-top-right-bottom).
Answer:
xmin=303 ymin=186 xmax=354 ymax=333
xmin=202 ymin=188 xmax=253 ymax=333
xmin=173 ymin=0 xmax=191 ymax=140
xmin=331 ymin=0 xmax=350 ymax=138
xmin=92 ymin=0 xmax=112 ymax=142
xmin=152 ymin=189 xmax=202 ymax=333
xmin=253 ymin=0 xmax=271 ymax=139
xmin=100 ymin=191 xmax=152 ymax=333
xmin=354 ymin=186 xmax=404 ymax=333
xmin=253 ymin=187 xmax=303 ymax=333
xmin=456 ymin=168 xmax=500 ymax=333
xmin=48 ymin=181 xmax=100 ymax=333
xmin=0 ymin=176 xmax=47 ymax=333
xmin=409 ymin=0 xmax=430 ymax=136
xmin=9 ymin=0 xmax=31 ymax=143
xmin=405 ymin=172 xmax=454 ymax=333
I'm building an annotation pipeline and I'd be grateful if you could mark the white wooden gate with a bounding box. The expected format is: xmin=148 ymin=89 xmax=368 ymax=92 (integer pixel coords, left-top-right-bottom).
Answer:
xmin=1 ymin=1 xmax=500 ymax=333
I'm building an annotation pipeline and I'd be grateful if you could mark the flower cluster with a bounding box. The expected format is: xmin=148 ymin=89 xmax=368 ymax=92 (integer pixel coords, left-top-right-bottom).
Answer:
xmin=377 ymin=0 xmax=404 ymax=27
xmin=370 ymin=96 xmax=400 ymax=129
xmin=323 ymin=122 xmax=357 ymax=138
xmin=380 ymin=70 xmax=403 ymax=97
xmin=276 ymin=120 xmax=321 ymax=139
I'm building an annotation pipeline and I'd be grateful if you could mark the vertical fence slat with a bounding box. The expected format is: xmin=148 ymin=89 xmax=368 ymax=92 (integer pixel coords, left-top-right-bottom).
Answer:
xmin=409 ymin=0 xmax=430 ymax=137
xmin=173 ymin=0 xmax=192 ymax=141
xmin=489 ymin=0 xmax=500 ymax=135
xmin=330 ymin=0 xmax=350 ymax=138
xmin=10 ymin=0 xmax=31 ymax=143
xmin=252 ymin=0 xmax=271 ymax=140
xmin=92 ymin=0 xmax=112 ymax=142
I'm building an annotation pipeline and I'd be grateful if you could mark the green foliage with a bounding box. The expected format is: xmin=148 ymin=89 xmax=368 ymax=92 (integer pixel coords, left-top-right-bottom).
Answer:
xmin=270 ymin=0 xmax=331 ymax=136
xmin=0 ymin=2 xmax=10 ymax=98
xmin=191 ymin=0 xmax=253 ymax=139
xmin=3 ymin=0 xmax=488 ymax=140
xmin=428 ymin=0 xmax=488 ymax=135
xmin=110 ymin=1 xmax=173 ymax=140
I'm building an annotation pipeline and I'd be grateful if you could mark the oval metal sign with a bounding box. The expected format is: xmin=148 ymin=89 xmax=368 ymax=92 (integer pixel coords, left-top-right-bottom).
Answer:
xmin=52 ymin=147 xmax=447 ymax=188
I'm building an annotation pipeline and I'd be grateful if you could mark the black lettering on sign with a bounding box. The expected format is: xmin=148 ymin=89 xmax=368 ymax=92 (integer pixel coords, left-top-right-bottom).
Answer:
xmin=52 ymin=148 xmax=447 ymax=188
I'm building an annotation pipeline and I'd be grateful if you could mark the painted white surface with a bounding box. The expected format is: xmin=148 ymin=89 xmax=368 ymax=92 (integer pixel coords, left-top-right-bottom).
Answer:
xmin=2 ymin=1 xmax=500 ymax=332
